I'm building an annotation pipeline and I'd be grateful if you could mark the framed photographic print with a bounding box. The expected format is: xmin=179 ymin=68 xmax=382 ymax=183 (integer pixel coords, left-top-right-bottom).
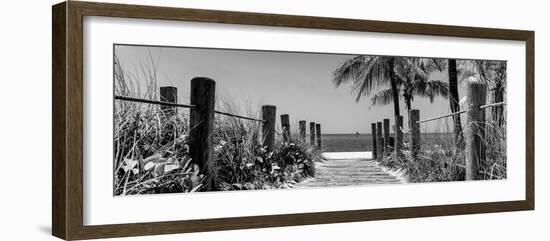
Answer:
xmin=52 ymin=1 xmax=534 ymax=240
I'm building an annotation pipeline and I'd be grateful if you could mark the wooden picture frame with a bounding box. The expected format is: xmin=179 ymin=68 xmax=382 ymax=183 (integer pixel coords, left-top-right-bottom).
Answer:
xmin=52 ymin=1 xmax=534 ymax=240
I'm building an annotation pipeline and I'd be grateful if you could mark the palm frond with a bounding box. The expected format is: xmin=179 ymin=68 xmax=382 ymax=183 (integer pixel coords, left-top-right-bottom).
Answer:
xmin=333 ymin=55 xmax=396 ymax=102
xmin=370 ymin=88 xmax=395 ymax=106
xmin=417 ymin=57 xmax=446 ymax=72
xmin=413 ymin=80 xmax=450 ymax=102
xmin=333 ymin=55 xmax=371 ymax=87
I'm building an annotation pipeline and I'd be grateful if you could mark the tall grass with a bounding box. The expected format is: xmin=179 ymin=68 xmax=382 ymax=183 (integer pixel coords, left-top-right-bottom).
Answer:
xmin=113 ymin=51 xmax=320 ymax=195
xmin=379 ymin=112 xmax=507 ymax=183
xmin=114 ymin=52 xmax=200 ymax=195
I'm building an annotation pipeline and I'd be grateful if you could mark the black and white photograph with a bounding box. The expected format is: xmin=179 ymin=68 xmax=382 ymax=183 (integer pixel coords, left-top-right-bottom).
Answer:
xmin=113 ymin=44 xmax=507 ymax=196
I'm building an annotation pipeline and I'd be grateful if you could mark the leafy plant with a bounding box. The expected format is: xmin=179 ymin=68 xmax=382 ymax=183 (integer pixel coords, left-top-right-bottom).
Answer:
xmin=113 ymin=49 xmax=321 ymax=195
xmin=213 ymin=115 xmax=321 ymax=191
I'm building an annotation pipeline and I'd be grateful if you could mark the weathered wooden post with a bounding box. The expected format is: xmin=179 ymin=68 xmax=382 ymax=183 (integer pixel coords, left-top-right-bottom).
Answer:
xmin=383 ymin=118 xmax=390 ymax=153
xmin=382 ymin=138 xmax=388 ymax=155
xmin=394 ymin=115 xmax=404 ymax=161
xmin=376 ymin=122 xmax=383 ymax=160
xmin=371 ymin=123 xmax=377 ymax=159
xmin=299 ymin=120 xmax=306 ymax=142
xmin=280 ymin=114 xmax=291 ymax=142
xmin=261 ymin=105 xmax=276 ymax=152
xmin=315 ymin=123 xmax=322 ymax=148
xmin=465 ymin=82 xmax=487 ymax=180
xmin=160 ymin=86 xmax=177 ymax=115
xmin=309 ymin=122 xmax=316 ymax=146
xmin=410 ymin=109 xmax=420 ymax=159
xmin=189 ymin=77 xmax=216 ymax=191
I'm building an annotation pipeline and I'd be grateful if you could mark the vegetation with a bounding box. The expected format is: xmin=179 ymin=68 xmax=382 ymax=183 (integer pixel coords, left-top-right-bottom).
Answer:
xmin=113 ymin=53 xmax=321 ymax=196
xmin=113 ymin=47 xmax=508 ymax=194
xmin=459 ymin=60 xmax=507 ymax=126
xmin=333 ymin=55 xmax=507 ymax=183
xmin=333 ymin=56 xmax=403 ymax=117
xmin=212 ymin=108 xmax=319 ymax=191
xmin=379 ymin=120 xmax=507 ymax=182
xmin=370 ymin=57 xmax=449 ymax=126
xmin=333 ymin=56 xmax=447 ymax=127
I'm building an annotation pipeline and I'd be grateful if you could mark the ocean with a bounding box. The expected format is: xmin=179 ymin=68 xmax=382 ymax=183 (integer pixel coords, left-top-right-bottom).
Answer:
xmin=321 ymin=134 xmax=373 ymax=152
xmin=321 ymin=133 xmax=454 ymax=152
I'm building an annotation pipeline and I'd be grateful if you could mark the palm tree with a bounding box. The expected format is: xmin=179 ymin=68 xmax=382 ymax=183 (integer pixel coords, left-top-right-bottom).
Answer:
xmin=370 ymin=57 xmax=449 ymax=125
xmin=333 ymin=56 xmax=402 ymax=117
xmin=448 ymin=59 xmax=464 ymax=148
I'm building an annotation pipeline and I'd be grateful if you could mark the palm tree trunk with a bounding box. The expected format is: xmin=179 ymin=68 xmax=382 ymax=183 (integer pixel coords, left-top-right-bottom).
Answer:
xmin=389 ymin=58 xmax=401 ymax=117
xmin=448 ymin=59 xmax=464 ymax=148
xmin=404 ymin=96 xmax=412 ymax=128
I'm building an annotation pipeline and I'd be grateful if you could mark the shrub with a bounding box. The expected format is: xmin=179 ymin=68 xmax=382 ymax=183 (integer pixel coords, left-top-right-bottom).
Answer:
xmin=213 ymin=117 xmax=320 ymax=191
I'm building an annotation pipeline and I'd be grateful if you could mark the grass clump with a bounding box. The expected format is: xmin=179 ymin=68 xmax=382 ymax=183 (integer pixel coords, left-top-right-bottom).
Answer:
xmin=379 ymin=120 xmax=506 ymax=183
xmin=113 ymin=102 xmax=207 ymax=195
xmin=114 ymin=52 xmax=206 ymax=196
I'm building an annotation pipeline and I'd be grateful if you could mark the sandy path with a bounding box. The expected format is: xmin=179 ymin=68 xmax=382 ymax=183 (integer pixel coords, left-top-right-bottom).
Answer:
xmin=294 ymin=152 xmax=403 ymax=188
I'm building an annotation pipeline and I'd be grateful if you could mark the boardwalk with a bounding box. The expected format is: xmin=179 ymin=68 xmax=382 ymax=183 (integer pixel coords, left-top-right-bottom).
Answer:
xmin=295 ymin=152 xmax=404 ymax=188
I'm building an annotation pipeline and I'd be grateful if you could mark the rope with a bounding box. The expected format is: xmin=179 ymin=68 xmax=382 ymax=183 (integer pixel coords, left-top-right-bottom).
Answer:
xmin=416 ymin=102 xmax=506 ymax=124
xmin=115 ymin=95 xmax=266 ymax=123
xmin=416 ymin=110 xmax=467 ymax=124
xmin=114 ymin=95 xmax=195 ymax=108
xmin=215 ymin=110 xmax=266 ymax=123
xmin=479 ymin=102 xmax=506 ymax=110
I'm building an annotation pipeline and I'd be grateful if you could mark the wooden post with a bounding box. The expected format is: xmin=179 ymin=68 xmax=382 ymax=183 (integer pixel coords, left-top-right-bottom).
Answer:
xmin=371 ymin=123 xmax=377 ymax=159
xmin=189 ymin=77 xmax=216 ymax=191
xmin=383 ymin=118 xmax=390 ymax=153
xmin=280 ymin=114 xmax=291 ymax=142
xmin=381 ymin=138 xmax=386 ymax=156
xmin=315 ymin=123 xmax=322 ymax=148
xmin=376 ymin=122 xmax=383 ymax=160
xmin=160 ymin=86 xmax=177 ymax=116
xmin=465 ymin=82 xmax=486 ymax=180
xmin=299 ymin=120 xmax=306 ymax=142
xmin=261 ymin=105 xmax=276 ymax=152
xmin=394 ymin=115 xmax=403 ymax=161
xmin=410 ymin=109 xmax=420 ymax=159
xmin=309 ymin=122 xmax=316 ymax=146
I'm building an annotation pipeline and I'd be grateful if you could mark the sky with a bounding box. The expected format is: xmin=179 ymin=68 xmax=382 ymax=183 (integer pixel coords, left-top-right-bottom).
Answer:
xmin=115 ymin=45 xmax=471 ymax=134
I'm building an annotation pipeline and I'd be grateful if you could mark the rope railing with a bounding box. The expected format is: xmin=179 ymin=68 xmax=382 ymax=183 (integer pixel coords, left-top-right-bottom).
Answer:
xmin=214 ymin=110 xmax=266 ymax=123
xmin=416 ymin=101 xmax=506 ymax=124
xmin=479 ymin=101 xmax=506 ymax=110
xmin=114 ymin=95 xmax=196 ymax=109
xmin=416 ymin=110 xmax=467 ymax=124
xmin=393 ymin=101 xmax=506 ymax=141
xmin=115 ymin=95 xmax=265 ymax=123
